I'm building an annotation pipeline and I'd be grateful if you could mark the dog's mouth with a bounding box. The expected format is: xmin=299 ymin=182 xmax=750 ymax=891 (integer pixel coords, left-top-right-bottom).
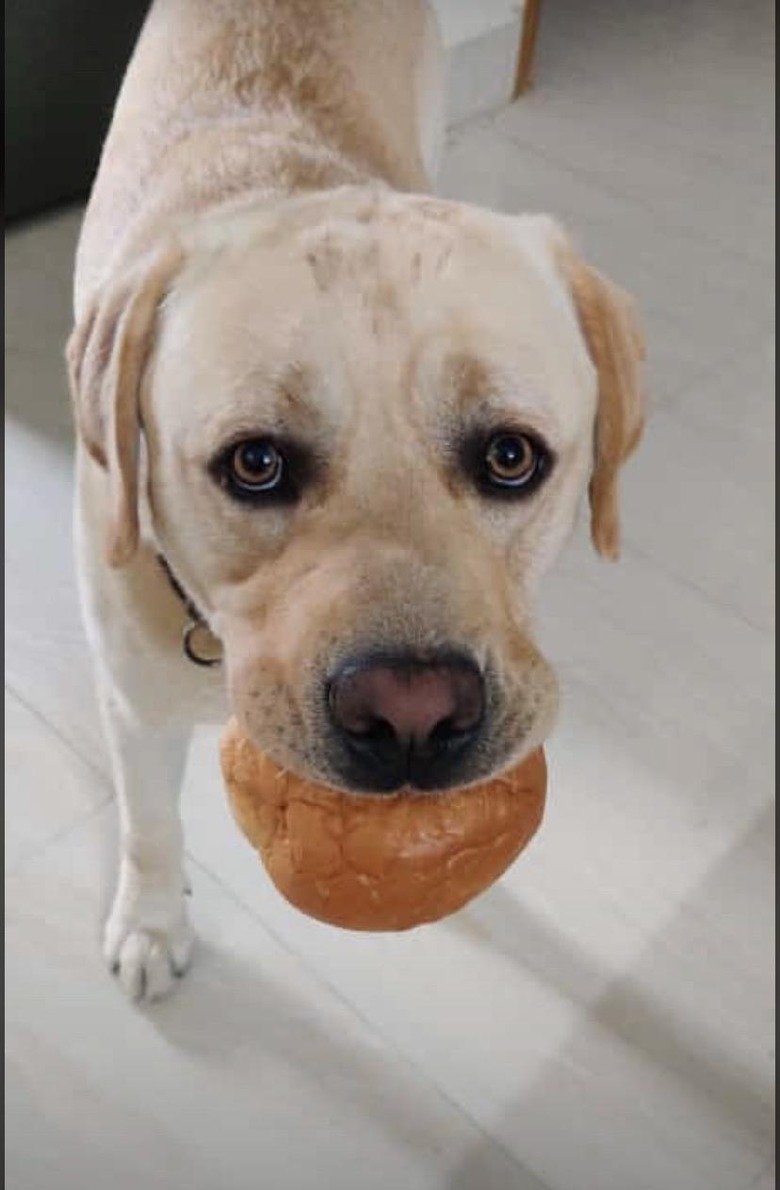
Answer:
xmin=227 ymin=628 xmax=559 ymax=799
xmin=324 ymin=725 xmax=490 ymax=795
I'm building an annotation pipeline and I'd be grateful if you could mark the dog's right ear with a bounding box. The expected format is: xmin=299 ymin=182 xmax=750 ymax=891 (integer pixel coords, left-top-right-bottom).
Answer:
xmin=66 ymin=243 xmax=184 ymax=568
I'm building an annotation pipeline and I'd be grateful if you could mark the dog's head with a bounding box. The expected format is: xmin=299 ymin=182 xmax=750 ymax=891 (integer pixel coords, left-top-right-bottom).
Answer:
xmin=68 ymin=189 xmax=644 ymax=792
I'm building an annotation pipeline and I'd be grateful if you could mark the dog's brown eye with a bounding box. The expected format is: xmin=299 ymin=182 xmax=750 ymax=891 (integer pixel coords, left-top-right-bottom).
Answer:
xmin=485 ymin=433 xmax=540 ymax=488
xmin=229 ymin=440 xmax=284 ymax=492
xmin=210 ymin=434 xmax=314 ymax=506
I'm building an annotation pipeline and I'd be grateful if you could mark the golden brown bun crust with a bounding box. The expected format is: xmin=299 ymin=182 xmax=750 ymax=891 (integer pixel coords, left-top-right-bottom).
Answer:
xmin=220 ymin=719 xmax=547 ymax=932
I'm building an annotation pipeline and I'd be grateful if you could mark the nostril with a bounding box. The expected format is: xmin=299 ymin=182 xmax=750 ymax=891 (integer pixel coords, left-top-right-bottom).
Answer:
xmin=428 ymin=714 xmax=466 ymax=744
xmin=357 ymin=716 xmax=397 ymax=744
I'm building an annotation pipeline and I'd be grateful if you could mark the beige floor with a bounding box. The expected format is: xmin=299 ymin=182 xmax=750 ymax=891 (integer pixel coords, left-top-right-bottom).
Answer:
xmin=5 ymin=1 xmax=775 ymax=1188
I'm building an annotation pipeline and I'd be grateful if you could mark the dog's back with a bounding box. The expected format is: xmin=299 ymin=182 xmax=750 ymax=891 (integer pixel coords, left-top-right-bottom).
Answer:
xmin=75 ymin=0 xmax=442 ymax=306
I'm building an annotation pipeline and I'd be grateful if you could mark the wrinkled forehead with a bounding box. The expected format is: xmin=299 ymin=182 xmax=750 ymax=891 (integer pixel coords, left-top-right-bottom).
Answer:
xmin=153 ymin=197 xmax=595 ymax=441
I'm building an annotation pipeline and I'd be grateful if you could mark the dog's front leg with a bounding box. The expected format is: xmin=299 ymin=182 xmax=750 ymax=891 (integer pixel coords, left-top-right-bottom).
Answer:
xmin=99 ymin=679 xmax=194 ymax=1003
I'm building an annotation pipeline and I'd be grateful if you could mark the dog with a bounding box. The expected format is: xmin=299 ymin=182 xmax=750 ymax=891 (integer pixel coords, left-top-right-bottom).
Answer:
xmin=66 ymin=0 xmax=645 ymax=1002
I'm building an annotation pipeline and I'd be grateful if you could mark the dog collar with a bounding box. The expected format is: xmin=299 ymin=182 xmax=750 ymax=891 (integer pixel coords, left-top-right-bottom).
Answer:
xmin=156 ymin=553 xmax=223 ymax=668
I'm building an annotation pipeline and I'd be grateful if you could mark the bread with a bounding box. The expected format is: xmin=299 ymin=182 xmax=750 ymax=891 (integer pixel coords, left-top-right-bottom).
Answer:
xmin=220 ymin=718 xmax=547 ymax=932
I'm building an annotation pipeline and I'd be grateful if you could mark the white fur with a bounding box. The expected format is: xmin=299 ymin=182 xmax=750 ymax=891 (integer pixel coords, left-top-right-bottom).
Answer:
xmin=75 ymin=0 xmax=448 ymax=1003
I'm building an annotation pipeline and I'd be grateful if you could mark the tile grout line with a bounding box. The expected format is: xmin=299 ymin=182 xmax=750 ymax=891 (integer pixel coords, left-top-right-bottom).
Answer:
xmin=619 ymin=540 xmax=774 ymax=639
xmin=482 ymin=88 xmax=773 ymax=185
xmin=489 ymin=122 xmax=774 ymax=271
xmin=555 ymin=532 xmax=774 ymax=642
xmin=6 ymin=789 xmax=115 ymax=881
xmin=4 ymin=682 xmax=116 ymax=877
xmin=650 ymin=322 xmax=775 ymax=410
xmin=5 ymin=681 xmax=110 ymax=783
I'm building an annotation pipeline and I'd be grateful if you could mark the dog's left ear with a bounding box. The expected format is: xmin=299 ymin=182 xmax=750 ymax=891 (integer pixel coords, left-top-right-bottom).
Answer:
xmin=66 ymin=243 xmax=184 ymax=567
xmin=547 ymin=226 xmax=646 ymax=560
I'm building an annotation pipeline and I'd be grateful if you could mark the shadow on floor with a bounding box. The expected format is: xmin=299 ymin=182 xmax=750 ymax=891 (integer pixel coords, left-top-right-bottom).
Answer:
xmin=443 ymin=802 xmax=775 ymax=1188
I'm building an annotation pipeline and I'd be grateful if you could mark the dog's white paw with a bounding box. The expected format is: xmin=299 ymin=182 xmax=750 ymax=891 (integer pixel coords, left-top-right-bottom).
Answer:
xmin=103 ymin=867 xmax=195 ymax=1003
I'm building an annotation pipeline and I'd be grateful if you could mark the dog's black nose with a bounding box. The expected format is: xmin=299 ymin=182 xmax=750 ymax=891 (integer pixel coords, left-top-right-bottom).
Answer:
xmin=328 ymin=651 xmax=484 ymax=790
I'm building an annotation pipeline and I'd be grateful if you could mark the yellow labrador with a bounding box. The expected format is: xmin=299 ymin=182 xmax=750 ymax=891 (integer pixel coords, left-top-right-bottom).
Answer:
xmin=67 ymin=0 xmax=644 ymax=1001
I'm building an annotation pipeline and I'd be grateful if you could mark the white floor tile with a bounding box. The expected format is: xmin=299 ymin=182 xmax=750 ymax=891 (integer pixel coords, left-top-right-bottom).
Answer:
xmin=177 ymin=714 xmax=773 ymax=1190
xmin=494 ymin=101 xmax=774 ymax=269
xmin=523 ymin=0 xmax=774 ymax=179
xmin=5 ymin=211 xmax=104 ymax=765
xmin=6 ymin=806 xmax=542 ymax=1190
xmin=538 ymin=541 xmax=773 ymax=768
xmin=5 ymin=411 xmax=104 ymax=765
xmin=620 ymin=403 xmax=774 ymax=632
xmin=4 ymin=689 xmax=109 ymax=874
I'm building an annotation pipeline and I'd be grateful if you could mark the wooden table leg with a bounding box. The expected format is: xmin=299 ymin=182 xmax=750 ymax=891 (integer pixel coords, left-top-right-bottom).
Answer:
xmin=513 ymin=0 xmax=544 ymax=98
